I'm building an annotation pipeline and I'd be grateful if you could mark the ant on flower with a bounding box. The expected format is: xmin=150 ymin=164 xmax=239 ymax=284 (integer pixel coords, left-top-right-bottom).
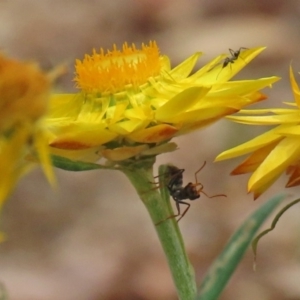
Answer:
xmin=222 ymin=47 xmax=247 ymax=68
xmin=155 ymin=161 xmax=226 ymax=225
xmin=215 ymin=47 xmax=247 ymax=79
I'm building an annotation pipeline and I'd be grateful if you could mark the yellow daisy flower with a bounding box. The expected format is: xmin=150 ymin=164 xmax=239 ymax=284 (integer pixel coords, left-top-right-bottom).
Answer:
xmin=216 ymin=66 xmax=300 ymax=199
xmin=0 ymin=54 xmax=53 ymax=204
xmin=45 ymin=42 xmax=279 ymax=166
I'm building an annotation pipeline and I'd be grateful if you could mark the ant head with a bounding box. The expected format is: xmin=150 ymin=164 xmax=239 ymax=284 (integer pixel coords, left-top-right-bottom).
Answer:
xmin=185 ymin=183 xmax=201 ymax=200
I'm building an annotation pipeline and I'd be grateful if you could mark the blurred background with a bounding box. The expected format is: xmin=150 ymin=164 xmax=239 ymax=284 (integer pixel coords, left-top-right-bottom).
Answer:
xmin=1 ymin=0 xmax=300 ymax=299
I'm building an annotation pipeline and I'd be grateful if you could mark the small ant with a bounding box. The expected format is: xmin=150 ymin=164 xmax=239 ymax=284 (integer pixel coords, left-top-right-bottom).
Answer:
xmin=215 ymin=47 xmax=247 ymax=79
xmin=155 ymin=161 xmax=226 ymax=225
xmin=222 ymin=47 xmax=247 ymax=68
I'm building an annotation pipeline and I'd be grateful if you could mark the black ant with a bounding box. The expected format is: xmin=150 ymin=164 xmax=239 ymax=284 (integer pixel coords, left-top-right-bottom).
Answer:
xmin=155 ymin=161 xmax=226 ymax=225
xmin=215 ymin=47 xmax=247 ymax=79
xmin=222 ymin=47 xmax=247 ymax=68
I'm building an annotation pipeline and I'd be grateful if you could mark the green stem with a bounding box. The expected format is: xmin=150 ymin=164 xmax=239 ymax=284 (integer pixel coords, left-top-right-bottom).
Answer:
xmin=122 ymin=164 xmax=197 ymax=300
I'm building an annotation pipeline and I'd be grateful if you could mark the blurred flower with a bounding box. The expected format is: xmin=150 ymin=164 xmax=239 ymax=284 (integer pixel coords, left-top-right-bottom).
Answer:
xmin=216 ymin=66 xmax=300 ymax=199
xmin=0 ymin=54 xmax=53 ymax=204
xmin=45 ymin=42 xmax=279 ymax=165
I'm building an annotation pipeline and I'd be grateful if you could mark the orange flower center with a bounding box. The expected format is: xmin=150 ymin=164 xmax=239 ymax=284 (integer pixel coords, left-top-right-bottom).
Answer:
xmin=74 ymin=41 xmax=162 ymax=94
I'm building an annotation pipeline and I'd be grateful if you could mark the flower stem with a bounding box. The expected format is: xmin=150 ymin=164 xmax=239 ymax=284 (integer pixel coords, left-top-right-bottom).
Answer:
xmin=122 ymin=163 xmax=197 ymax=300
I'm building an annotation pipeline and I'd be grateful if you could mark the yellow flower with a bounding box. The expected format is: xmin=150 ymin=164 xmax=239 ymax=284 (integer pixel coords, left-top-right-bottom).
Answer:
xmin=216 ymin=66 xmax=300 ymax=199
xmin=0 ymin=54 xmax=53 ymax=204
xmin=45 ymin=42 xmax=279 ymax=165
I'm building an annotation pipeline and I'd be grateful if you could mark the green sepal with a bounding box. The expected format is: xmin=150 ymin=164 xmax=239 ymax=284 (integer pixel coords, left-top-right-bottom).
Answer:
xmin=51 ymin=155 xmax=103 ymax=171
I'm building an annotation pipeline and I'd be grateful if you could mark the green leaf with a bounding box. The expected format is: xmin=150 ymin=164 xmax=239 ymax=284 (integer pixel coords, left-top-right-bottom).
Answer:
xmin=252 ymin=197 xmax=300 ymax=265
xmin=197 ymin=193 xmax=286 ymax=300
xmin=51 ymin=155 xmax=103 ymax=171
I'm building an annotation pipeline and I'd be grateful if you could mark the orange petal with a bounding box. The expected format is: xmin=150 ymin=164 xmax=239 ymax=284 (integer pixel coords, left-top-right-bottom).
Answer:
xmin=286 ymin=162 xmax=300 ymax=187
xmin=127 ymin=124 xmax=178 ymax=143
xmin=231 ymin=141 xmax=280 ymax=175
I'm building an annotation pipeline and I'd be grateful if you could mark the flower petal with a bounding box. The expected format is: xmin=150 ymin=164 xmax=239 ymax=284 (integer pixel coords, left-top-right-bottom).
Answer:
xmin=249 ymin=136 xmax=300 ymax=191
xmin=155 ymin=86 xmax=211 ymax=121
xmin=100 ymin=145 xmax=149 ymax=161
xmin=236 ymin=108 xmax=297 ymax=115
xmin=277 ymin=125 xmax=300 ymax=136
xmin=208 ymin=76 xmax=280 ymax=97
xmin=169 ymin=52 xmax=202 ymax=79
xmin=108 ymin=120 xmax=149 ymax=135
xmin=50 ymin=123 xmax=117 ymax=149
xmin=227 ymin=112 xmax=300 ymax=125
xmin=196 ymin=47 xmax=267 ymax=84
xmin=127 ymin=124 xmax=178 ymax=143
xmin=140 ymin=142 xmax=178 ymax=155
xmin=216 ymin=126 xmax=285 ymax=161
xmin=286 ymin=162 xmax=300 ymax=187
xmin=231 ymin=142 xmax=279 ymax=174
xmin=289 ymin=65 xmax=300 ymax=108
xmin=166 ymin=106 xmax=238 ymax=125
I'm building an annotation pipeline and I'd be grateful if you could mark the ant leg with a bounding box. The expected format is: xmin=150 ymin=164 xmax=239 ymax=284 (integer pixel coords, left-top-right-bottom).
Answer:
xmin=229 ymin=48 xmax=235 ymax=56
xmin=155 ymin=199 xmax=182 ymax=226
xmin=176 ymin=201 xmax=190 ymax=223
xmin=155 ymin=212 xmax=179 ymax=226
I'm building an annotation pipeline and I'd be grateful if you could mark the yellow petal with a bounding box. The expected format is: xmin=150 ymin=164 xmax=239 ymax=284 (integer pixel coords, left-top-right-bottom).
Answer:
xmin=140 ymin=142 xmax=178 ymax=155
xmin=34 ymin=128 xmax=55 ymax=186
xmin=127 ymin=124 xmax=178 ymax=143
xmin=187 ymin=54 xmax=227 ymax=80
xmin=251 ymin=175 xmax=281 ymax=200
xmin=196 ymin=47 xmax=267 ymax=84
xmin=194 ymin=92 xmax=266 ymax=111
xmin=0 ymin=127 xmax=29 ymax=203
xmin=49 ymin=94 xmax=82 ymax=118
xmin=236 ymin=108 xmax=297 ymax=115
xmin=216 ymin=126 xmax=285 ymax=161
xmin=231 ymin=142 xmax=279 ymax=174
xmin=249 ymin=136 xmax=300 ymax=191
xmin=227 ymin=112 xmax=300 ymax=125
xmin=277 ymin=125 xmax=300 ymax=136
xmin=208 ymin=76 xmax=280 ymax=97
xmin=124 ymin=106 xmax=154 ymax=120
xmin=289 ymin=65 xmax=300 ymax=107
xmin=106 ymin=101 xmax=129 ymax=124
xmin=155 ymin=86 xmax=211 ymax=121
xmin=165 ymin=106 xmax=238 ymax=124
xmin=178 ymin=107 xmax=238 ymax=134
xmin=50 ymin=123 xmax=117 ymax=149
xmin=108 ymin=120 xmax=149 ymax=135
xmin=169 ymin=52 xmax=202 ymax=79
xmin=100 ymin=145 xmax=149 ymax=161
